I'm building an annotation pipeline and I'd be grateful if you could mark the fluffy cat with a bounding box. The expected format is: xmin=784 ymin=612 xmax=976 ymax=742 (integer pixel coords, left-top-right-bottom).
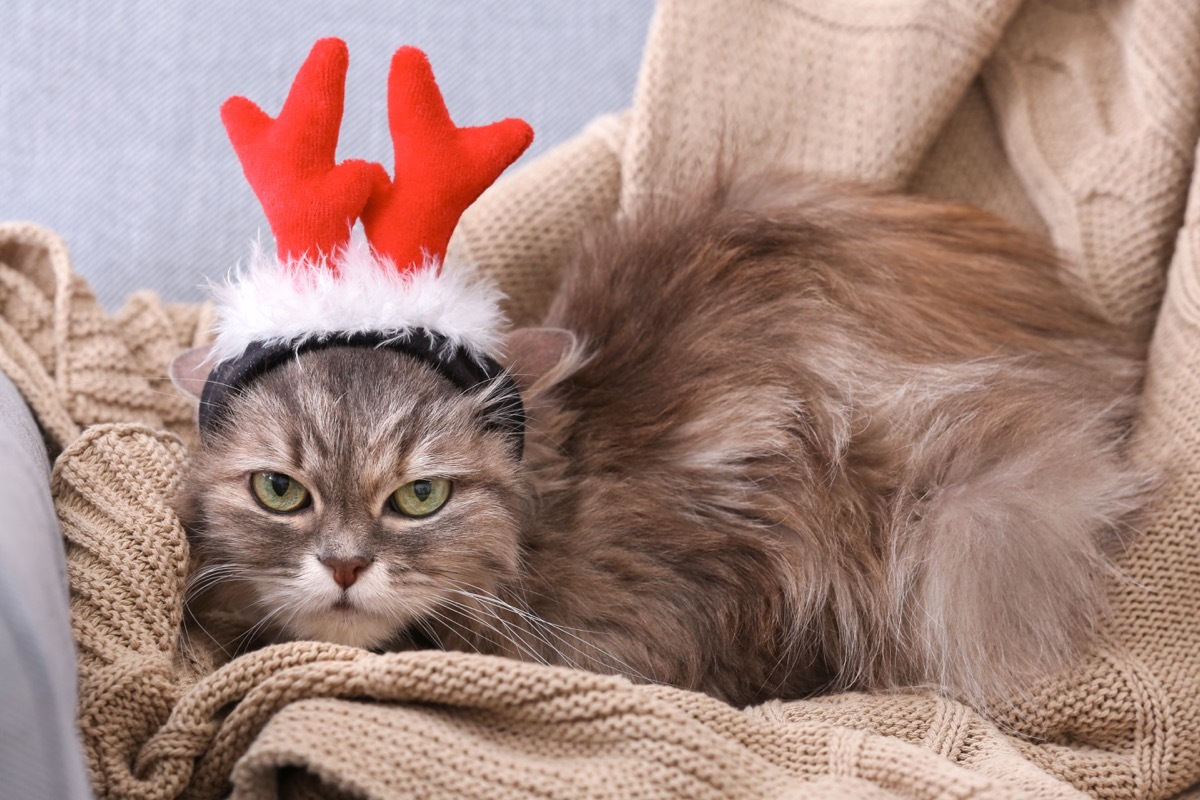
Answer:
xmin=176 ymin=176 xmax=1148 ymax=709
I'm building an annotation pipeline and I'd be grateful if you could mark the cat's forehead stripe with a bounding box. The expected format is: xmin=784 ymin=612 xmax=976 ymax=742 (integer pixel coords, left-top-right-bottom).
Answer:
xmin=199 ymin=332 xmax=524 ymax=459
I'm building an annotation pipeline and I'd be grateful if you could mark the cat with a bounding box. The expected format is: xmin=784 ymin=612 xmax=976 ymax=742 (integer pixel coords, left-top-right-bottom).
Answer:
xmin=174 ymin=175 xmax=1149 ymax=709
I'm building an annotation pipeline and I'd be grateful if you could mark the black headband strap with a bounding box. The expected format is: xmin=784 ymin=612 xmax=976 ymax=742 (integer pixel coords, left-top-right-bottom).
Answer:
xmin=198 ymin=330 xmax=525 ymax=458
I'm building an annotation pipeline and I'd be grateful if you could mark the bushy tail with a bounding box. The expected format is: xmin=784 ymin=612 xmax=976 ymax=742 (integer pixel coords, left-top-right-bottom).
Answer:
xmin=885 ymin=392 xmax=1149 ymax=708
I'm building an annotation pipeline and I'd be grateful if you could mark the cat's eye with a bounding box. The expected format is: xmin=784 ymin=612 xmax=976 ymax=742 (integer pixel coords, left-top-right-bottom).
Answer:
xmin=250 ymin=471 xmax=311 ymax=513
xmin=389 ymin=478 xmax=452 ymax=518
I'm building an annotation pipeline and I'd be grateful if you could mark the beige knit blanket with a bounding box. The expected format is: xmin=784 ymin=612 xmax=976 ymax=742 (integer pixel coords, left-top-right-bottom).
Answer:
xmin=3 ymin=0 xmax=1200 ymax=797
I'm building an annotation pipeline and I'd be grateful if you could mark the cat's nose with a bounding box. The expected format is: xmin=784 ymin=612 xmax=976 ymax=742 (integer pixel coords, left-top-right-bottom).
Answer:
xmin=320 ymin=555 xmax=372 ymax=590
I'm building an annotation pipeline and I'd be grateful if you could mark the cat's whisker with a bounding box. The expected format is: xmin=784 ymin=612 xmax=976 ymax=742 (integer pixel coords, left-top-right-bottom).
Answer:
xmin=445 ymin=583 xmax=610 ymax=650
xmin=424 ymin=606 xmax=505 ymax=658
xmin=180 ymin=573 xmax=283 ymax=662
xmin=431 ymin=585 xmax=564 ymax=667
xmin=411 ymin=616 xmax=445 ymax=650
xmin=230 ymin=603 xmax=292 ymax=654
xmin=439 ymin=583 xmax=657 ymax=685
xmin=436 ymin=597 xmax=535 ymax=662
xmin=184 ymin=562 xmax=254 ymax=601
xmin=180 ymin=605 xmax=226 ymax=661
xmin=436 ymin=596 xmax=553 ymax=667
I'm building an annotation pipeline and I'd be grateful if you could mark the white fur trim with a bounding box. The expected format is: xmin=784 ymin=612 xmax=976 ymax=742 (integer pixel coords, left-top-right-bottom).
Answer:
xmin=211 ymin=234 xmax=506 ymax=362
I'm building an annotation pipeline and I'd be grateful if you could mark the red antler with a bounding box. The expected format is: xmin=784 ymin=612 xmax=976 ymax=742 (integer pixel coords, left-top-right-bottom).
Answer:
xmin=221 ymin=38 xmax=387 ymax=263
xmin=362 ymin=47 xmax=534 ymax=272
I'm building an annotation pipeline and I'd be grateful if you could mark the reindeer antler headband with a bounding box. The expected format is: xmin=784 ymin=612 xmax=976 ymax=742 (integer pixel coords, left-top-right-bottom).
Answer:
xmin=199 ymin=39 xmax=532 ymax=451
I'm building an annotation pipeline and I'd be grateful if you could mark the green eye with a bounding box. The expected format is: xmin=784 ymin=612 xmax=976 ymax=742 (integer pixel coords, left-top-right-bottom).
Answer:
xmin=250 ymin=472 xmax=311 ymax=513
xmin=389 ymin=478 xmax=452 ymax=518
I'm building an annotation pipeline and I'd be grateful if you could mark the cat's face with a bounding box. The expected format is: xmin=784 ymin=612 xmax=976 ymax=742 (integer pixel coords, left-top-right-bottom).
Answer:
xmin=181 ymin=346 xmax=529 ymax=650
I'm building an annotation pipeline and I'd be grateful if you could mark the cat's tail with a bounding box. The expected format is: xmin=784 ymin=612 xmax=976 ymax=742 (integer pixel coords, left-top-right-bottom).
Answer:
xmin=882 ymin=379 xmax=1151 ymax=710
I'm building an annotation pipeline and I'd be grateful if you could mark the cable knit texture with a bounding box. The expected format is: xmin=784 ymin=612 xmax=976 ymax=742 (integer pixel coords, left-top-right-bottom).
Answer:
xmin=2 ymin=0 xmax=1200 ymax=796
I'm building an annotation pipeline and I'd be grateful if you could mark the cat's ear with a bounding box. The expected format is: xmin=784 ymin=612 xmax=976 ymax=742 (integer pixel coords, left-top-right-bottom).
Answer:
xmin=500 ymin=328 xmax=580 ymax=395
xmin=169 ymin=345 xmax=216 ymax=402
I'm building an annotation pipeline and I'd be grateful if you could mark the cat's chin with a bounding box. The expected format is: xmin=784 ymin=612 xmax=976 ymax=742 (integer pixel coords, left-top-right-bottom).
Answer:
xmin=285 ymin=605 xmax=402 ymax=651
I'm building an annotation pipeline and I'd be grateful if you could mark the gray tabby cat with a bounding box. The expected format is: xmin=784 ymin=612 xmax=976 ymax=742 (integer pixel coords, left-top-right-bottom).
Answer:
xmin=174 ymin=176 xmax=1148 ymax=709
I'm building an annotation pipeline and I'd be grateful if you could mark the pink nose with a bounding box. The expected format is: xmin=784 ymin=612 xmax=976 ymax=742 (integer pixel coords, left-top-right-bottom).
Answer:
xmin=320 ymin=556 xmax=371 ymax=590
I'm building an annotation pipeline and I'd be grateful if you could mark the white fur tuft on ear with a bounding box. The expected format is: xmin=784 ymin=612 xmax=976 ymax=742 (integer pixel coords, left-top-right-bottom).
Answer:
xmin=168 ymin=344 xmax=216 ymax=401
xmin=211 ymin=234 xmax=507 ymax=363
xmin=501 ymin=327 xmax=586 ymax=395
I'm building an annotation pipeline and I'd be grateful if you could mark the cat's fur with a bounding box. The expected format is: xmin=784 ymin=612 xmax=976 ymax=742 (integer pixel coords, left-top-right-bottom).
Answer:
xmin=179 ymin=176 xmax=1147 ymax=709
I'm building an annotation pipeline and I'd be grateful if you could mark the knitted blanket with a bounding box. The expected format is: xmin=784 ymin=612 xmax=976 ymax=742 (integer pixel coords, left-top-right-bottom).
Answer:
xmin=2 ymin=0 xmax=1200 ymax=796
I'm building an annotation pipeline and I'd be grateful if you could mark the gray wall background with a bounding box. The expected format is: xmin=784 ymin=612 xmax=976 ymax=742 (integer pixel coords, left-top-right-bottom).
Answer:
xmin=1 ymin=2 xmax=655 ymax=309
